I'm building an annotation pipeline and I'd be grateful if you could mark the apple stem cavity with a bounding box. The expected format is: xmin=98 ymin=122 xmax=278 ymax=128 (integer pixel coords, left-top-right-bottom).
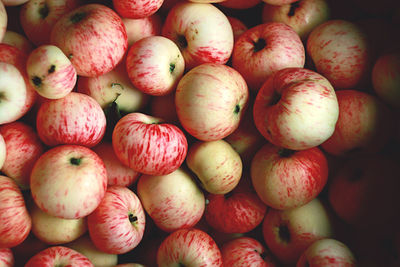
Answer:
xmin=234 ymin=104 xmax=241 ymax=114
xmin=278 ymin=224 xmax=291 ymax=243
xmin=270 ymin=91 xmax=281 ymax=106
xmin=70 ymin=157 xmax=82 ymax=166
xmin=177 ymin=35 xmax=188 ymax=50
xmin=169 ymin=62 xmax=176 ymax=73
xmin=70 ymin=12 xmax=87 ymax=24
xmin=288 ymin=1 xmax=301 ymax=17
xmin=278 ymin=148 xmax=296 ymax=158
xmin=128 ymin=213 xmax=138 ymax=224
xmin=39 ymin=3 xmax=49 ymax=19
xmin=253 ymin=38 xmax=266 ymax=53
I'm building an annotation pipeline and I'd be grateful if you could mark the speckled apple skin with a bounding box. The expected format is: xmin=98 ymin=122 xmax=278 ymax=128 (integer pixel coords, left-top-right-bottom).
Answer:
xmin=0 ymin=122 xmax=44 ymax=190
xmin=30 ymin=145 xmax=108 ymax=219
xmin=232 ymin=22 xmax=305 ymax=91
xmin=113 ymin=0 xmax=163 ymax=19
xmin=36 ymin=92 xmax=106 ymax=147
xmin=112 ymin=112 xmax=188 ymax=176
xmin=88 ymin=186 xmax=146 ymax=254
xmin=307 ymin=19 xmax=371 ymax=89
xmin=50 ymin=4 xmax=128 ymax=77
xmin=157 ymin=228 xmax=223 ymax=267
xmin=25 ymin=246 xmax=94 ymax=267
xmin=0 ymin=175 xmax=31 ymax=249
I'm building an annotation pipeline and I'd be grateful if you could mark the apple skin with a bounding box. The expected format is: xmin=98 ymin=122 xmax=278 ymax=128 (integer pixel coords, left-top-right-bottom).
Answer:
xmin=186 ymin=139 xmax=243 ymax=195
xmin=29 ymin=201 xmax=87 ymax=245
xmin=0 ymin=248 xmax=14 ymax=267
xmin=162 ymin=2 xmax=234 ymax=70
xmin=36 ymin=92 xmax=107 ymax=147
xmin=2 ymin=30 xmax=34 ymax=54
xmin=0 ymin=121 xmax=45 ymax=190
xmin=137 ymin=168 xmax=205 ymax=233
xmin=227 ymin=16 xmax=248 ymax=42
xmin=262 ymin=0 xmax=330 ymax=41
xmin=26 ymin=44 xmax=77 ymax=99
xmin=307 ymin=19 xmax=372 ymax=90
xmin=262 ymin=198 xmax=334 ymax=264
xmin=0 ymin=0 xmax=6 ymax=42
xmin=50 ymin=3 xmax=128 ymax=77
xmin=263 ymin=0 xmax=298 ymax=5
xmin=67 ymin=235 xmax=118 ymax=267
xmin=25 ymin=246 xmax=94 ymax=267
xmin=253 ymin=67 xmax=339 ymax=151
xmin=0 ymin=62 xmax=27 ymax=125
xmin=320 ymin=89 xmax=394 ymax=156
xmin=372 ymin=52 xmax=400 ymax=108
xmin=112 ymin=112 xmax=188 ymax=176
xmin=19 ymin=0 xmax=81 ymax=46
xmin=221 ymin=237 xmax=277 ymax=266
xmin=297 ymin=238 xmax=356 ymax=267
xmin=122 ymin=13 xmax=162 ymax=46
xmin=77 ymin=61 xmax=149 ymax=115
xmin=30 ymin=145 xmax=108 ymax=220
xmin=87 ymin=185 xmax=146 ymax=254
xmin=92 ymin=142 xmax=140 ymax=187
xmin=0 ymin=134 xmax=5 ymax=169
xmin=126 ymin=35 xmax=185 ymax=96
xmin=175 ymin=63 xmax=249 ymax=141
xmin=251 ymin=143 xmax=329 ymax=210
xmin=232 ymin=22 xmax=305 ymax=92
xmin=0 ymin=175 xmax=32 ymax=249
xmin=219 ymin=0 xmax=261 ymax=10
xmin=113 ymin=0 xmax=163 ymax=19
xmin=157 ymin=228 xmax=223 ymax=266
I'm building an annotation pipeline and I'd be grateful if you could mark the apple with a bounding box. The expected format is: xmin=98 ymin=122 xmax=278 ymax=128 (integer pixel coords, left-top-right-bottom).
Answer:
xmin=250 ymin=142 xmax=328 ymax=210
xmin=25 ymin=246 xmax=94 ymax=267
xmin=221 ymin=237 xmax=277 ymax=266
xmin=227 ymin=16 xmax=248 ymax=42
xmin=2 ymin=0 xmax=30 ymax=6
xmin=122 ymin=13 xmax=162 ymax=46
xmin=113 ymin=0 xmax=163 ymax=19
xmin=29 ymin=199 xmax=87 ymax=245
xmin=0 ymin=134 xmax=5 ymax=169
xmin=162 ymin=1 xmax=234 ymax=70
xmin=87 ymin=185 xmax=146 ymax=254
xmin=92 ymin=142 xmax=140 ymax=187
xmin=0 ymin=248 xmax=14 ymax=267
xmin=112 ymin=112 xmax=187 ymax=175
xmin=219 ymin=0 xmax=261 ymax=10
xmin=262 ymin=0 xmax=330 ymax=40
xmin=175 ymin=63 xmax=249 ymax=141
xmin=232 ymin=22 xmax=305 ymax=91
xmin=50 ymin=3 xmax=128 ymax=77
xmin=0 ymin=175 xmax=31 ymax=248
xmin=0 ymin=0 xmax=7 ymax=42
xmin=2 ymin=30 xmax=34 ymax=54
xmin=36 ymin=92 xmax=107 ymax=147
xmin=67 ymin=235 xmax=118 ymax=267
xmin=126 ymin=35 xmax=185 ymax=96
xmin=0 ymin=62 xmax=27 ymax=125
xmin=372 ymin=52 xmax=400 ymax=108
xmin=262 ymin=198 xmax=334 ymax=264
xmin=263 ymin=0 xmax=298 ymax=5
xmin=77 ymin=61 xmax=149 ymax=115
xmin=30 ymin=144 xmax=108 ymax=219
xmin=26 ymin=44 xmax=77 ymax=99
xmin=328 ymin=155 xmax=400 ymax=232
xmin=156 ymin=228 xmax=223 ymax=266
xmin=253 ymin=67 xmax=339 ymax=151
xmin=0 ymin=121 xmax=44 ymax=190
xmin=19 ymin=0 xmax=81 ymax=46
xmin=137 ymin=168 xmax=205 ymax=232
xmin=307 ymin=19 xmax=372 ymax=89
xmin=10 ymin=234 xmax=49 ymax=267
xmin=297 ymin=238 xmax=356 ymax=267
xmin=186 ymin=139 xmax=243 ymax=194
xmin=320 ymin=89 xmax=394 ymax=156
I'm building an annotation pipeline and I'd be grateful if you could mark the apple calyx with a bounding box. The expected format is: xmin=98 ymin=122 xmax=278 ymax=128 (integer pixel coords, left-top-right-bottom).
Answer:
xmin=169 ymin=62 xmax=176 ymax=74
xmin=288 ymin=1 xmax=301 ymax=17
xmin=48 ymin=65 xmax=56 ymax=74
xmin=70 ymin=157 xmax=82 ymax=166
xmin=32 ymin=76 xmax=42 ymax=87
xmin=278 ymin=224 xmax=291 ymax=244
xmin=253 ymin=38 xmax=266 ymax=53
xmin=70 ymin=12 xmax=87 ymax=24
xmin=278 ymin=148 xmax=296 ymax=158
xmin=234 ymin=104 xmax=241 ymax=115
xmin=128 ymin=213 xmax=138 ymax=225
xmin=39 ymin=3 xmax=49 ymax=19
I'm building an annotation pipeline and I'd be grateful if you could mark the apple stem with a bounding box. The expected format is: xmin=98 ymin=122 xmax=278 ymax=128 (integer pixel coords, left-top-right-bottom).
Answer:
xmin=278 ymin=224 xmax=291 ymax=243
xmin=70 ymin=157 xmax=82 ymax=166
xmin=253 ymin=38 xmax=266 ymax=53
xmin=39 ymin=4 xmax=49 ymax=19
xmin=288 ymin=1 xmax=301 ymax=17
xmin=70 ymin=12 xmax=86 ymax=24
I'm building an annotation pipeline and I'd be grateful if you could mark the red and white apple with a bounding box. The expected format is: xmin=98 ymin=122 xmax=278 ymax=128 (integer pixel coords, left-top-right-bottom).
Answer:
xmin=30 ymin=144 xmax=108 ymax=219
xmin=113 ymin=0 xmax=163 ymax=19
xmin=0 ymin=1 xmax=7 ymax=43
xmin=25 ymin=246 xmax=94 ymax=267
xmin=0 ymin=248 xmax=14 ymax=267
xmin=122 ymin=14 xmax=162 ymax=46
xmin=0 ymin=134 xmax=5 ymax=169
xmin=2 ymin=30 xmax=34 ymax=54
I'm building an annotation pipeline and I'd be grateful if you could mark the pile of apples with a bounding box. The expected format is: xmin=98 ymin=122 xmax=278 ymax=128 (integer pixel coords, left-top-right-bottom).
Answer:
xmin=0 ymin=0 xmax=400 ymax=265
